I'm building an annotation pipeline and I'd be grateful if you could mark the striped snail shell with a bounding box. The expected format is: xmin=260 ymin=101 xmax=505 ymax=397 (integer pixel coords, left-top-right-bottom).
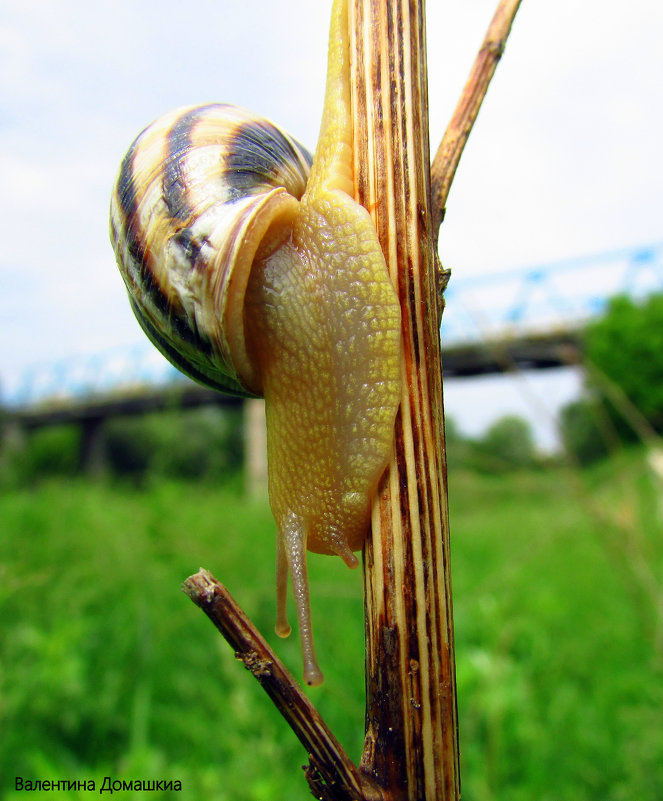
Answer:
xmin=110 ymin=102 xmax=312 ymax=398
xmin=109 ymin=0 xmax=402 ymax=686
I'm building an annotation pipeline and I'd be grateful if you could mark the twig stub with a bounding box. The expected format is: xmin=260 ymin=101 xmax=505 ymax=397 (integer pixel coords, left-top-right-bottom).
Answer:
xmin=183 ymin=568 xmax=382 ymax=801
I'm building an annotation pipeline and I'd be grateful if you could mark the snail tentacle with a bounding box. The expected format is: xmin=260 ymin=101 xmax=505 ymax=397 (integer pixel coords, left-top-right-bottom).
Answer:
xmin=280 ymin=513 xmax=323 ymax=686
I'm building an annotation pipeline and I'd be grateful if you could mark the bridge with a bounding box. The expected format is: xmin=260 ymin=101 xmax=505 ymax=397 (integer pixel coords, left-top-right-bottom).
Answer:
xmin=3 ymin=242 xmax=663 ymax=435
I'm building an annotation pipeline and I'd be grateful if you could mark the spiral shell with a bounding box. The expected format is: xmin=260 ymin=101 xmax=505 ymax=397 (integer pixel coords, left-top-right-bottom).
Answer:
xmin=110 ymin=102 xmax=312 ymax=396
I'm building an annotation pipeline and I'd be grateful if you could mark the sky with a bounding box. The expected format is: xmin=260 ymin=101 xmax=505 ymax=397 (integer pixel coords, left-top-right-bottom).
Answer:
xmin=1 ymin=0 xmax=662 ymax=448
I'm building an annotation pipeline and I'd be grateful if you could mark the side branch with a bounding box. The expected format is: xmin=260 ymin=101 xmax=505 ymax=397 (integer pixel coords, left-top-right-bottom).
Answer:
xmin=183 ymin=569 xmax=382 ymax=801
xmin=431 ymin=0 xmax=522 ymax=239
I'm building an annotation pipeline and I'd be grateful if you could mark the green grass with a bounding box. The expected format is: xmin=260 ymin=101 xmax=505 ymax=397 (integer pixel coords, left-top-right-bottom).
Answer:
xmin=1 ymin=455 xmax=662 ymax=800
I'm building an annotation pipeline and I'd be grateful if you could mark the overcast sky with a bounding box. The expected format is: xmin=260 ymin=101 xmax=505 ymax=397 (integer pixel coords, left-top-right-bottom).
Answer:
xmin=2 ymin=0 xmax=662 ymax=445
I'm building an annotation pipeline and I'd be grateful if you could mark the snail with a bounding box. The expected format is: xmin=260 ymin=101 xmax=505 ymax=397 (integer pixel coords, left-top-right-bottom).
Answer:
xmin=109 ymin=0 xmax=401 ymax=685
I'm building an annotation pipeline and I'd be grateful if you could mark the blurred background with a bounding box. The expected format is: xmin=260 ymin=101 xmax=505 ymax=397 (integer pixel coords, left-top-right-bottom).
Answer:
xmin=1 ymin=0 xmax=662 ymax=799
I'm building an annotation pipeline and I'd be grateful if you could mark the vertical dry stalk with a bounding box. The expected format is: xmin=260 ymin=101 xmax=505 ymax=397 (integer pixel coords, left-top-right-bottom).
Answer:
xmin=350 ymin=1 xmax=460 ymax=799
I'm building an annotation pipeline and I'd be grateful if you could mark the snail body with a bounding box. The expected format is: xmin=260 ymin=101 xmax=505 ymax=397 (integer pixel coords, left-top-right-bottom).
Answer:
xmin=110 ymin=0 xmax=401 ymax=685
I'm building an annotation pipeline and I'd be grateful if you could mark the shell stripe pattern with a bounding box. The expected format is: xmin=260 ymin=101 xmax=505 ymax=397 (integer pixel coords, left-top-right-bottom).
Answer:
xmin=110 ymin=103 xmax=313 ymax=397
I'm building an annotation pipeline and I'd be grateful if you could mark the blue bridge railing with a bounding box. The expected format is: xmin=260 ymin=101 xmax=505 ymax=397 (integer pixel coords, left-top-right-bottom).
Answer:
xmin=4 ymin=242 xmax=663 ymax=408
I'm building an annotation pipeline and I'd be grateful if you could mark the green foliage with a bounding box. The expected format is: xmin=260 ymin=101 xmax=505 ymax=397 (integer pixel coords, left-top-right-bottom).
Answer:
xmin=101 ymin=417 xmax=154 ymax=477
xmin=585 ymin=293 xmax=663 ymax=432
xmin=445 ymin=414 xmax=539 ymax=473
xmin=449 ymin=457 xmax=663 ymax=800
xmin=150 ymin=407 xmax=243 ymax=480
xmin=473 ymin=415 xmax=537 ymax=472
xmin=1 ymin=456 xmax=661 ymax=800
xmin=558 ymin=398 xmax=611 ymax=465
xmin=0 ymin=424 xmax=81 ymax=485
xmin=443 ymin=415 xmax=464 ymax=447
xmin=2 ymin=406 xmax=244 ymax=487
xmin=101 ymin=406 xmax=243 ymax=482
xmin=103 ymin=407 xmax=242 ymax=480
xmin=444 ymin=416 xmax=481 ymax=471
xmin=0 ymin=480 xmax=364 ymax=801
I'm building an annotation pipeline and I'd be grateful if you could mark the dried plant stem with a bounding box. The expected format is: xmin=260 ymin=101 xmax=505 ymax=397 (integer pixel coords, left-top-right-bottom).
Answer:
xmin=431 ymin=0 xmax=522 ymax=239
xmin=183 ymin=569 xmax=383 ymax=801
xmin=350 ymin=1 xmax=459 ymax=798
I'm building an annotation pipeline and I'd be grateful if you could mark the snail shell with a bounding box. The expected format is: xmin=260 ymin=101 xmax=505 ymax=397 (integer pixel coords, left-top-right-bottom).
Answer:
xmin=110 ymin=102 xmax=312 ymax=398
xmin=110 ymin=0 xmax=401 ymax=685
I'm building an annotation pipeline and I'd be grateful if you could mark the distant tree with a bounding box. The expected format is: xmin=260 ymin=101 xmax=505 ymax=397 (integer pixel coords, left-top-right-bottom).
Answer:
xmin=584 ymin=293 xmax=663 ymax=434
xmin=443 ymin=415 xmax=465 ymax=447
xmin=476 ymin=415 xmax=536 ymax=471
xmin=101 ymin=406 xmax=243 ymax=482
xmin=443 ymin=415 xmax=477 ymax=470
xmin=0 ymin=424 xmax=81 ymax=485
xmin=150 ymin=406 xmax=243 ymax=480
xmin=558 ymin=398 xmax=611 ymax=465
xmin=102 ymin=417 xmax=155 ymax=479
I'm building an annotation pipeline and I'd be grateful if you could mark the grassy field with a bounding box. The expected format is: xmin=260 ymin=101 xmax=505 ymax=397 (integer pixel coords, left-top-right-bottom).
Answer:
xmin=1 ymin=453 xmax=662 ymax=800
